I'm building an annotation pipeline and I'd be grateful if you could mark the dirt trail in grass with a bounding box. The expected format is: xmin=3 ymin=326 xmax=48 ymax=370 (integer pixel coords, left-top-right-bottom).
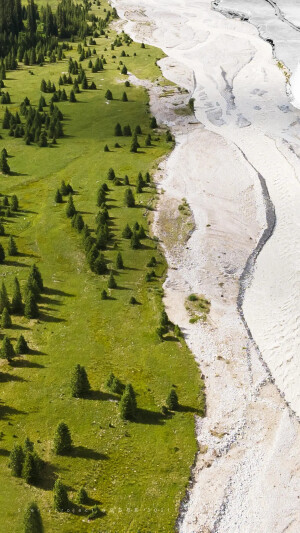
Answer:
xmin=112 ymin=1 xmax=300 ymax=532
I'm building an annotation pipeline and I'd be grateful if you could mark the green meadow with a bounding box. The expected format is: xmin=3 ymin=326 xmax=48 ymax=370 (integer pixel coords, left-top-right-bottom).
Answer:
xmin=0 ymin=1 xmax=203 ymax=531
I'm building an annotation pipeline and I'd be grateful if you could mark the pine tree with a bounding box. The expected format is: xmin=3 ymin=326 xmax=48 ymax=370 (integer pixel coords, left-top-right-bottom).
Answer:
xmin=145 ymin=171 xmax=151 ymax=183
xmin=135 ymin=125 xmax=142 ymax=135
xmin=130 ymin=232 xmax=141 ymax=249
xmin=0 ymin=282 xmax=10 ymax=313
xmin=24 ymin=292 xmax=39 ymax=319
xmin=2 ymin=335 xmax=15 ymax=361
xmin=54 ymin=423 xmax=72 ymax=455
xmin=114 ymin=123 xmax=122 ymax=136
xmin=8 ymin=235 xmax=18 ymax=256
xmin=166 ymin=130 xmax=173 ymax=141
xmin=105 ymin=89 xmax=113 ymax=100
xmin=60 ymin=180 xmax=69 ymax=195
xmin=16 ymin=335 xmax=29 ymax=355
xmin=150 ymin=116 xmax=157 ymax=128
xmin=24 ymin=437 xmax=34 ymax=453
xmin=166 ymin=388 xmax=179 ymax=410
xmin=145 ymin=134 xmax=151 ymax=146
xmin=0 ymin=223 xmax=4 ymax=236
xmin=124 ymin=175 xmax=129 ymax=185
xmin=2 ymin=307 xmax=12 ymax=328
xmin=0 ymin=151 xmax=10 ymax=174
xmin=0 ymin=244 xmax=5 ymax=263
xmin=138 ymin=226 xmax=146 ymax=239
xmin=28 ymin=264 xmax=43 ymax=293
xmin=66 ymin=194 xmax=76 ymax=218
xmin=69 ymin=90 xmax=76 ymax=102
xmin=121 ymin=65 xmax=127 ymax=75
xmin=104 ymin=144 xmax=109 ymax=152
xmin=124 ymin=188 xmax=135 ymax=207
xmin=136 ymin=173 xmax=144 ymax=193
xmin=122 ymin=91 xmax=128 ymax=102
xmin=77 ymin=487 xmax=88 ymax=504
xmin=107 ymin=167 xmax=115 ymax=180
xmin=23 ymin=502 xmax=43 ymax=533
xmin=53 ymin=479 xmax=69 ymax=512
xmin=101 ymin=289 xmax=107 ymax=300
xmin=116 ymin=252 xmax=124 ymax=269
xmin=108 ymin=271 xmax=117 ymax=289
xmin=120 ymin=386 xmax=136 ymax=420
xmin=147 ymin=256 xmax=157 ymax=267
xmin=22 ymin=451 xmax=40 ymax=485
xmin=10 ymin=195 xmax=19 ymax=211
xmin=71 ymin=364 xmax=91 ymax=397
xmin=9 ymin=444 xmax=24 ymax=477
xmin=55 ymin=189 xmax=63 ymax=203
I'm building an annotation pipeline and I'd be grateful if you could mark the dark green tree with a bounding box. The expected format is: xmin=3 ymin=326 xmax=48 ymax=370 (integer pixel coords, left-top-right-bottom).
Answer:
xmin=101 ymin=289 xmax=107 ymax=300
xmin=0 ymin=243 xmax=5 ymax=263
xmin=77 ymin=487 xmax=88 ymax=504
xmin=130 ymin=232 xmax=141 ymax=250
xmin=150 ymin=116 xmax=157 ymax=128
xmin=122 ymin=224 xmax=132 ymax=239
xmin=124 ymin=188 xmax=135 ymax=207
xmin=24 ymin=292 xmax=39 ymax=319
xmin=0 ymin=282 xmax=10 ymax=313
xmin=66 ymin=194 xmax=76 ymax=218
xmin=116 ymin=252 xmax=124 ymax=269
xmin=22 ymin=451 xmax=40 ymax=485
xmin=145 ymin=134 xmax=151 ymax=146
xmin=122 ymin=91 xmax=128 ymax=102
xmin=28 ymin=264 xmax=43 ymax=293
xmin=8 ymin=235 xmax=18 ymax=256
xmin=0 ymin=151 xmax=10 ymax=174
xmin=121 ymin=65 xmax=127 ymax=75
xmin=114 ymin=123 xmax=122 ymax=136
xmin=166 ymin=388 xmax=179 ymax=410
xmin=2 ymin=307 xmax=12 ymax=328
xmin=55 ymin=189 xmax=63 ymax=203
xmin=107 ymin=271 xmax=117 ymax=289
xmin=9 ymin=444 xmax=24 ymax=477
xmin=105 ymin=89 xmax=113 ymax=100
xmin=24 ymin=502 xmax=43 ymax=533
xmin=71 ymin=364 xmax=91 ymax=397
xmin=16 ymin=334 xmax=29 ymax=355
xmin=69 ymin=89 xmax=76 ymax=102
xmin=2 ymin=335 xmax=15 ymax=361
xmin=120 ymin=386 xmax=136 ymax=420
xmin=54 ymin=422 xmax=72 ymax=455
xmin=107 ymin=167 xmax=115 ymax=180
xmin=10 ymin=195 xmax=19 ymax=211
xmin=53 ymin=479 xmax=69 ymax=512
xmin=94 ymin=253 xmax=108 ymax=275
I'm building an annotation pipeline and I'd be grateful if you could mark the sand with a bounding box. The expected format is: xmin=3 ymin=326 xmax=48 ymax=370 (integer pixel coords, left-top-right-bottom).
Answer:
xmin=112 ymin=1 xmax=300 ymax=531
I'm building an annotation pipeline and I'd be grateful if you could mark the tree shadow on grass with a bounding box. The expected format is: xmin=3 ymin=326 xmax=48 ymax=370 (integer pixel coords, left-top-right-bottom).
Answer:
xmin=29 ymin=348 xmax=47 ymax=356
xmin=88 ymin=390 xmax=119 ymax=402
xmin=134 ymin=408 xmax=165 ymax=426
xmin=163 ymin=335 xmax=179 ymax=342
xmin=38 ymin=461 xmax=69 ymax=491
xmin=11 ymin=359 xmax=45 ymax=369
xmin=5 ymin=259 xmax=29 ymax=268
xmin=44 ymin=287 xmax=75 ymax=298
xmin=70 ymin=446 xmax=109 ymax=461
xmin=0 ymin=372 xmax=27 ymax=383
xmin=40 ymin=296 xmax=62 ymax=306
xmin=10 ymin=324 xmax=31 ymax=331
xmin=0 ymin=448 xmax=10 ymax=457
xmin=0 ymin=401 xmax=27 ymax=419
xmin=38 ymin=312 xmax=66 ymax=324
xmin=176 ymin=404 xmax=201 ymax=415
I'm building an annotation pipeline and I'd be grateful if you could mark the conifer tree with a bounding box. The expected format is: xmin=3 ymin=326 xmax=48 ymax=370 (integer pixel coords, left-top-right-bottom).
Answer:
xmin=24 ymin=502 xmax=43 ymax=533
xmin=0 ymin=243 xmax=5 ymax=264
xmin=121 ymin=65 xmax=127 ymax=75
xmin=0 ymin=223 xmax=4 ymax=236
xmin=101 ymin=289 xmax=107 ymax=300
xmin=116 ymin=252 xmax=124 ymax=269
xmin=150 ymin=116 xmax=157 ymax=128
xmin=54 ymin=422 xmax=72 ymax=455
xmin=10 ymin=195 xmax=19 ymax=211
xmin=22 ymin=451 xmax=40 ymax=485
xmin=60 ymin=180 xmax=69 ymax=195
xmin=124 ymin=188 xmax=135 ymax=207
xmin=145 ymin=171 xmax=151 ymax=183
xmin=69 ymin=90 xmax=76 ymax=102
xmin=16 ymin=334 xmax=29 ymax=355
xmin=120 ymin=386 xmax=136 ymax=420
xmin=166 ymin=130 xmax=173 ymax=142
xmin=166 ymin=388 xmax=179 ymax=410
xmin=130 ymin=232 xmax=141 ymax=250
xmin=66 ymin=194 xmax=76 ymax=218
xmin=0 ymin=282 xmax=10 ymax=313
xmin=108 ymin=271 xmax=117 ymax=289
xmin=114 ymin=123 xmax=122 ymax=136
xmin=28 ymin=264 xmax=43 ymax=293
xmin=2 ymin=307 xmax=12 ymax=328
xmin=55 ymin=189 xmax=63 ymax=203
xmin=0 ymin=151 xmax=10 ymax=174
xmin=124 ymin=175 xmax=129 ymax=185
xmin=71 ymin=364 xmax=91 ymax=397
xmin=24 ymin=437 xmax=34 ymax=453
xmin=2 ymin=335 xmax=15 ymax=361
xmin=107 ymin=167 xmax=115 ymax=180
xmin=53 ymin=479 xmax=69 ymax=512
xmin=145 ymin=134 xmax=151 ymax=147
xmin=24 ymin=292 xmax=39 ymax=319
xmin=135 ymin=125 xmax=142 ymax=135
xmin=105 ymin=89 xmax=113 ymax=100
xmin=77 ymin=487 xmax=88 ymax=504
xmin=8 ymin=235 xmax=18 ymax=256
xmin=9 ymin=444 xmax=24 ymax=477
xmin=122 ymin=91 xmax=128 ymax=102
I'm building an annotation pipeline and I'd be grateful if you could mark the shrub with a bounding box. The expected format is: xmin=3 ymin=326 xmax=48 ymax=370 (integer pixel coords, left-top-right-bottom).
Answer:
xmin=53 ymin=479 xmax=69 ymax=512
xmin=129 ymin=296 xmax=137 ymax=305
xmin=145 ymin=134 xmax=151 ymax=146
xmin=124 ymin=175 xmax=129 ymax=185
xmin=23 ymin=502 xmax=43 ymax=533
xmin=166 ymin=130 xmax=173 ymax=141
xmin=71 ymin=364 xmax=91 ymax=397
xmin=54 ymin=422 xmax=72 ymax=455
xmin=166 ymin=388 xmax=179 ymax=410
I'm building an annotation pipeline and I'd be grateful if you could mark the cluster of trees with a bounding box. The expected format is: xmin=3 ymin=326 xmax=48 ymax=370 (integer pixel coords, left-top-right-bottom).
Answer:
xmin=3 ymin=99 xmax=64 ymax=146
xmin=9 ymin=437 xmax=43 ymax=485
xmin=0 ymin=190 xmax=19 ymax=220
xmin=107 ymin=374 xmax=137 ymax=420
xmin=156 ymin=309 xmax=182 ymax=341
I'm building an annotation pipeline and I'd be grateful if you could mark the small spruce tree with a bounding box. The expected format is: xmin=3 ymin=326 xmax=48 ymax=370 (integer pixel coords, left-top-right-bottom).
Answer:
xmin=124 ymin=188 xmax=135 ymax=207
xmin=8 ymin=235 xmax=18 ymax=256
xmin=53 ymin=479 xmax=69 ymax=512
xmin=66 ymin=194 xmax=76 ymax=218
xmin=108 ymin=271 xmax=117 ymax=289
xmin=54 ymin=422 xmax=72 ymax=455
xmin=0 ymin=243 xmax=5 ymax=263
xmin=122 ymin=91 xmax=128 ymax=102
xmin=9 ymin=444 xmax=24 ymax=477
xmin=55 ymin=189 xmax=63 ymax=203
xmin=116 ymin=252 xmax=124 ymax=269
xmin=77 ymin=487 xmax=88 ymax=504
xmin=2 ymin=335 xmax=15 ymax=361
xmin=24 ymin=292 xmax=39 ymax=319
xmin=16 ymin=334 xmax=29 ymax=355
xmin=166 ymin=388 xmax=179 ymax=410
xmin=1 ymin=307 xmax=12 ymax=328
xmin=71 ymin=364 xmax=91 ymax=397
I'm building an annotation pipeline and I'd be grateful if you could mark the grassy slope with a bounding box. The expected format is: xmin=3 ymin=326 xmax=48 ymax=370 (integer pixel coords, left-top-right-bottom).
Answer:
xmin=0 ymin=2 xmax=203 ymax=532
